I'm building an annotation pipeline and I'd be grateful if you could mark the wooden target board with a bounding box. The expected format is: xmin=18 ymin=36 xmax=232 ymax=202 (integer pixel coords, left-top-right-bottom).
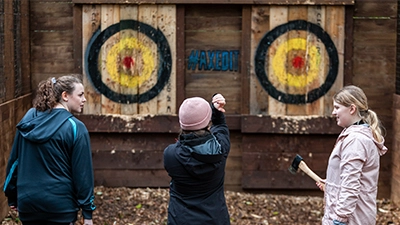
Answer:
xmin=250 ymin=5 xmax=344 ymax=116
xmin=82 ymin=5 xmax=176 ymax=115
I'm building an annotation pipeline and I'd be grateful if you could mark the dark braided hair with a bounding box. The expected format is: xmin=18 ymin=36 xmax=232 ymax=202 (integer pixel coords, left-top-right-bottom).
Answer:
xmin=33 ymin=75 xmax=83 ymax=112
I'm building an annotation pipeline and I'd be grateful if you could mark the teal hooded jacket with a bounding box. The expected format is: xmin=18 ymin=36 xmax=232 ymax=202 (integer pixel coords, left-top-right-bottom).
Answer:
xmin=3 ymin=108 xmax=96 ymax=223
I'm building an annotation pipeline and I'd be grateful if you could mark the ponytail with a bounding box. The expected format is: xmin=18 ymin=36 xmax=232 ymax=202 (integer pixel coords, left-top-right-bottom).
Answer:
xmin=364 ymin=109 xmax=385 ymax=142
xmin=333 ymin=85 xmax=385 ymax=142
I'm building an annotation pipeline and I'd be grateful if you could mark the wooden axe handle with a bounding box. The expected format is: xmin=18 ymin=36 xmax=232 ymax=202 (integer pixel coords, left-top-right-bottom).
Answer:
xmin=298 ymin=161 xmax=322 ymax=182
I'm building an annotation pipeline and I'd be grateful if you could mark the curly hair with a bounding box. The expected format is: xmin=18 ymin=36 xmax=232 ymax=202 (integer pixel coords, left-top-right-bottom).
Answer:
xmin=33 ymin=75 xmax=83 ymax=112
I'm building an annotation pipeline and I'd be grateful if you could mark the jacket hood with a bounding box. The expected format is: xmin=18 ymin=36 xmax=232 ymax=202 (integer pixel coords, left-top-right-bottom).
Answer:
xmin=340 ymin=124 xmax=388 ymax=156
xmin=17 ymin=108 xmax=73 ymax=143
xmin=176 ymin=132 xmax=224 ymax=177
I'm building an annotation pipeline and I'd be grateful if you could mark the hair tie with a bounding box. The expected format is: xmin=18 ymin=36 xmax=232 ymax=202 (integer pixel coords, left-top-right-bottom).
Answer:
xmin=51 ymin=77 xmax=57 ymax=84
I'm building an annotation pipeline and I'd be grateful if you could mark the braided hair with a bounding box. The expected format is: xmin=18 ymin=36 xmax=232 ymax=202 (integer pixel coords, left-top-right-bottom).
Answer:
xmin=33 ymin=75 xmax=83 ymax=112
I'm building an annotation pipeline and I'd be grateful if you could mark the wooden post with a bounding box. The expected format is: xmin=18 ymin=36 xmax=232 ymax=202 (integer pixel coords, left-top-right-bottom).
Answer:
xmin=120 ymin=4 xmax=139 ymax=115
xmin=101 ymin=5 xmax=121 ymax=114
xmin=82 ymin=5 xmax=102 ymax=114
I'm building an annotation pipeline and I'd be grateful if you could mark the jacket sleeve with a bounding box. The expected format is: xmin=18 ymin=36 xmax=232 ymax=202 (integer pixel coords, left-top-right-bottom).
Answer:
xmin=333 ymin=137 xmax=366 ymax=222
xmin=3 ymin=132 xmax=22 ymax=207
xmin=210 ymin=103 xmax=230 ymax=157
xmin=70 ymin=121 xmax=96 ymax=219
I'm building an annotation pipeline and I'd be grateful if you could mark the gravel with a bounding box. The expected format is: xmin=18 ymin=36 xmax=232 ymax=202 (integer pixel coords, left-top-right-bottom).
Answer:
xmin=2 ymin=186 xmax=400 ymax=225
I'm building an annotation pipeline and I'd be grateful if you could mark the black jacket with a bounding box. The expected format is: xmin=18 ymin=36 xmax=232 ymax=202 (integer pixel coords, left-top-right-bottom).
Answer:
xmin=164 ymin=104 xmax=230 ymax=225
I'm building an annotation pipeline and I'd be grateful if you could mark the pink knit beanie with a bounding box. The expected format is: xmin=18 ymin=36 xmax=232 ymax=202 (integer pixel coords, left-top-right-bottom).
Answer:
xmin=179 ymin=97 xmax=212 ymax=130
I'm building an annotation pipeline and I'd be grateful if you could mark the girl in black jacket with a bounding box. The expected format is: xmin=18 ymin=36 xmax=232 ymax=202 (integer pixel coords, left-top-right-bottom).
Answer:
xmin=164 ymin=94 xmax=230 ymax=225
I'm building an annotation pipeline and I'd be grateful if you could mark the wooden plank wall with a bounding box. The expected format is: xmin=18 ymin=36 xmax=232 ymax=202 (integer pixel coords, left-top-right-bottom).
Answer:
xmin=242 ymin=5 xmax=346 ymax=191
xmin=23 ymin=0 xmax=398 ymax=203
xmin=30 ymin=0 xmax=76 ymax=86
xmin=81 ymin=4 xmax=176 ymax=115
xmin=184 ymin=5 xmax=242 ymax=113
xmin=392 ymin=94 xmax=400 ymax=206
xmin=0 ymin=0 xmax=31 ymax=218
xmin=352 ymin=0 xmax=397 ymax=199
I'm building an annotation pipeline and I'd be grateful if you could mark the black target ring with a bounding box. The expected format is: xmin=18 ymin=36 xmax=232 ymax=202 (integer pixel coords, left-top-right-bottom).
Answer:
xmin=85 ymin=20 xmax=172 ymax=104
xmin=254 ymin=20 xmax=339 ymax=104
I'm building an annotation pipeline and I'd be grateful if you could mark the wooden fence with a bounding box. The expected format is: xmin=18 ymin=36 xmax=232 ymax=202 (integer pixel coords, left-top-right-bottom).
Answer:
xmin=74 ymin=2 xmax=349 ymax=190
xmin=1 ymin=0 xmax=399 ymax=219
xmin=0 ymin=0 xmax=31 ymax=219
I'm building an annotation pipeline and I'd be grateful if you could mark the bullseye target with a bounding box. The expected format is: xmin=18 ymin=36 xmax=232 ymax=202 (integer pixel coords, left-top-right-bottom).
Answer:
xmin=106 ymin=37 xmax=155 ymax=88
xmin=85 ymin=20 xmax=172 ymax=104
xmin=255 ymin=20 xmax=338 ymax=104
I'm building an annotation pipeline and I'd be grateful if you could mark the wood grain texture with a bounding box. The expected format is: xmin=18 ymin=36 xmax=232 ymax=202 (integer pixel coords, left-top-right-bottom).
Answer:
xmin=101 ymin=5 xmax=121 ymax=114
xmin=72 ymin=0 xmax=354 ymax=5
xmin=250 ymin=5 xmax=270 ymax=115
xmin=82 ymin=5 xmax=102 ymax=114
xmin=23 ymin=1 xmax=395 ymax=199
xmin=3 ymin=0 xmax=15 ymax=102
xmin=119 ymin=5 xmax=139 ymax=115
xmin=0 ymin=94 xmax=32 ymax=219
xmin=184 ymin=5 xmax=242 ymax=114
xmin=391 ymin=94 xmax=400 ymax=205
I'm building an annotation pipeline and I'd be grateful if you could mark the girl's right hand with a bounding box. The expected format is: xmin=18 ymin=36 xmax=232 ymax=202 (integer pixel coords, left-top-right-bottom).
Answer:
xmin=316 ymin=179 xmax=326 ymax=191
xmin=212 ymin=94 xmax=226 ymax=112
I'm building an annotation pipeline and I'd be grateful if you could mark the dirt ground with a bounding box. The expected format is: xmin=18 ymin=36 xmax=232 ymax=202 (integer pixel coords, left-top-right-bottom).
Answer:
xmin=2 ymin=186 xmax=400 ymax=225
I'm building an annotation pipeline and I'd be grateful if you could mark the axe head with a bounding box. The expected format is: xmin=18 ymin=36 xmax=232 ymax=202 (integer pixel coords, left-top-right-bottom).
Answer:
xmin=288 ymin=154 xmax=303 ymax=174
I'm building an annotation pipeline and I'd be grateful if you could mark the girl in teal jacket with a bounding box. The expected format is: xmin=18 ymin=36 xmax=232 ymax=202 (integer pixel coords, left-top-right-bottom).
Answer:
xmin=4 ymin=75 xmax=96 ymax=225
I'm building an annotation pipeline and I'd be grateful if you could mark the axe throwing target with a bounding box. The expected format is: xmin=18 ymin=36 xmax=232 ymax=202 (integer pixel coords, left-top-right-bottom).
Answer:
xmin=85 ymin=19 xmax=172 ymax=104
xmin=254 ymin=20 xmax=339 ymax=104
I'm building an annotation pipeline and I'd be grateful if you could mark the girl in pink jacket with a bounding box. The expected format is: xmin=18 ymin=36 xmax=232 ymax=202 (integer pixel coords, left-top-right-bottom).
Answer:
xmin=318 ymin=85 xmax=388 ymax=225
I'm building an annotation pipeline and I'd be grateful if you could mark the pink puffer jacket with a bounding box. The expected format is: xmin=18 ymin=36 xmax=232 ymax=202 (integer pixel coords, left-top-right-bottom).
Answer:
xmin=322 ymin=124 xmax=387 ymax=225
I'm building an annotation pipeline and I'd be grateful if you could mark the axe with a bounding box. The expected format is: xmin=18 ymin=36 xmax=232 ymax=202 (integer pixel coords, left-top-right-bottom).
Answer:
xmin=288 ymin=154 xmax=325 ymax=190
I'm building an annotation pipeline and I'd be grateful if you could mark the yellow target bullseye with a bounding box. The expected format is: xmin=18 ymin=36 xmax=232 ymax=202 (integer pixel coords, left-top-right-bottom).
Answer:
xmin=106 ymin=37 xmax=155 ymax=88
xmin=272 ymin=38 xmax=321 ymax=88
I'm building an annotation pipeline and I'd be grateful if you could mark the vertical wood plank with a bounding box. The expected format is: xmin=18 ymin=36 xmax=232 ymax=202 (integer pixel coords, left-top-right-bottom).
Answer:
xmin=0 ymin=0 xmax=4 ymax=103
xmin=343 ymin=6 xmax=353 ymax=87
xmin=101 ymin=5 xmax=121 ymax=114
xmin=175 ymin=5 xmax=185 ymax=111
xmin=13 ymin=0 xmax=22 ymax=98
xmin=250 ymin=5 xmax=270 ymax=115
xmin=286 ymin=6 xmax=308 ymax=115
xmin=268 ymin=6 xmax=288 ymax=115
xmin=20 ymin=0 xmax=30 ymax=95
xmin=0 ymin=101 xmax=14 ymax=217
xmin=306 ymin=5 xmax=326 ymax=115
xmin=138 ymin=5 xmax=158 ymax=114
xmin=73 ymin=5 xmax=83 ymax=75
xmin=241 ymin=6 xmax=251 ymax=115
xmin=120 ymin=5 xmax=139 ymax=115
xmin=4 ymin=0 xmax=15 ymax=102
xmin=0 ymin=82 xmax=6 ymax=219
xmin=324 ymin=6 xmax=345 ymax=115
xmin=156 ymin=5 xmax=176 ymax=115
xmin=82 ymin=5 xmax=102 ymax=114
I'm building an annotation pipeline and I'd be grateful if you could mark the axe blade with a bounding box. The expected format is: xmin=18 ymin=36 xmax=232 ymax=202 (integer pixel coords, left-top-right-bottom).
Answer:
xmin=288 ymin=154 xmax=303 ymax=174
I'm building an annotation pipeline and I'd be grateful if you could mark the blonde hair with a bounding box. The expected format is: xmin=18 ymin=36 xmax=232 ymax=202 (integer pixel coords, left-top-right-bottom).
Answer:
xmin=33 ymin=75 xmax=83 ymax=112
xmin=333 ymin=85 xmax=384 ymax=142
